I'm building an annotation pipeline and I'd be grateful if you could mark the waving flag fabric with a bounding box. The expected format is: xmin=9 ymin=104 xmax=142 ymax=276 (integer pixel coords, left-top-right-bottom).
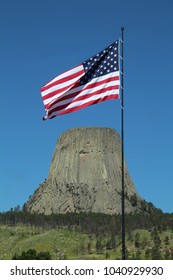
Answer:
xmin=40 ymin=40 xmax=120 ymax=120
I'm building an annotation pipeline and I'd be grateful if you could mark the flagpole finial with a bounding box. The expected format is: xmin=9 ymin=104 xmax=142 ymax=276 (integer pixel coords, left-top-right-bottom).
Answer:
xmin=121 ymin=26 xmax=124 ymax=31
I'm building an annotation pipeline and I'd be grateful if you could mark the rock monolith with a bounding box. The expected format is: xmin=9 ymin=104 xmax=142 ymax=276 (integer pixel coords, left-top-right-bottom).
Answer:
xmin=25 ymin=127 xmax=141 ymax=215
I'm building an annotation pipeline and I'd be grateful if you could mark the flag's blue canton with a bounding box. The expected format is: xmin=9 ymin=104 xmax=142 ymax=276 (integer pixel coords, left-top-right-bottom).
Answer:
xmin=80 ymin=40 xmax=119 ymax=85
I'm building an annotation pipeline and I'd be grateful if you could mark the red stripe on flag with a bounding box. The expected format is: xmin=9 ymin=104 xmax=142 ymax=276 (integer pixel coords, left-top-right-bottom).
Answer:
xmin=45 ymin=84 xmax=119 ymax=118
xmin=40 ymin=65 xmax=84 ymax=92
xmin=58 ymin=94 xmax=119 ymax=116
xmin=43 ymin=75 xmax=119 ymax=108
xmin=43 ymin=93 xmax=119 ymax=120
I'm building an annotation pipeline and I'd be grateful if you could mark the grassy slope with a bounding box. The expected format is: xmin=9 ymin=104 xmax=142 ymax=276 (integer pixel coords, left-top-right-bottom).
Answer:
xmin=0 ymin=225 xmax=173 ymax=260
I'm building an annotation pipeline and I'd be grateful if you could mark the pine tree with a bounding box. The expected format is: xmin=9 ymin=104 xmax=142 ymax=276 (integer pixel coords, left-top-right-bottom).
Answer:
xmin=164 ymin=249 xmax=170 ymax=260
xmin=164 ymin=236 xmax=169 ymax=245
xmin=145 ymin=248 xmax=151 ymax=260
xmin=96 ymin=238 xmax=103 ymax=254
xmin=134 ymin=232 xmax=141 ymax=248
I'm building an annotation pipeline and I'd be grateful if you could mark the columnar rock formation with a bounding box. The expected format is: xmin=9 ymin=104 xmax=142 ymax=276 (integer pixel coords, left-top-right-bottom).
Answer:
xmin=25 ymin=127 xmax=141 ymax=215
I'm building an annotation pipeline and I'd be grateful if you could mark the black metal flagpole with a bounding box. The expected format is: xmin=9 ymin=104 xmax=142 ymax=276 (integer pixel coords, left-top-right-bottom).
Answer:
xmin=120 ymin=27 xmax=126 ymax=260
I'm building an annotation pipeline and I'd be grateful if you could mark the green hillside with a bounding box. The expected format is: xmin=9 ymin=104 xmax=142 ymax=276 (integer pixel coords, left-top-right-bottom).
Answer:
xmin=1 ymin=208 xmax=173 ymax=260
xmin=0 ymin=225 xmax=89 ymax=260
xmin=0 ymin=224 xmax=173 ymax=260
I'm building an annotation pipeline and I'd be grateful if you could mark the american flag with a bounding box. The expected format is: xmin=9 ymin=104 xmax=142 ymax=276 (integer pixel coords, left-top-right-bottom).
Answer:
xmin=40 ymin=40 xmax=120 ymax=120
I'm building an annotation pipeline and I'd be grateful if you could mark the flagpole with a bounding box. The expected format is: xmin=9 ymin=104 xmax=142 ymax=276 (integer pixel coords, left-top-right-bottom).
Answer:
xmin=120 ymin=27 xmax=126 ymax=260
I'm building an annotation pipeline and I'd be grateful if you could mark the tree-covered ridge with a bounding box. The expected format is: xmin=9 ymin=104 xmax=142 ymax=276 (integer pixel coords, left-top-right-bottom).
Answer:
xmin=1 ymin=202 xmax=173 ymax=235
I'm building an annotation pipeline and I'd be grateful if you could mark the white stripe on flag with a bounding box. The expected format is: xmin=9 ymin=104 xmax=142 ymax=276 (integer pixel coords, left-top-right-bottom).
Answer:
xmin=44 ymin=71 xmax=119 ymax=110
xmin=45 ymin=71 xmax=120 ymax=119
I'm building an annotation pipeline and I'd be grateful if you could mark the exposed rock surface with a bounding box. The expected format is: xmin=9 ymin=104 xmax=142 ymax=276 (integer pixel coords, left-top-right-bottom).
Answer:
xmin=25 ymin=127 xmax=141 ymax=215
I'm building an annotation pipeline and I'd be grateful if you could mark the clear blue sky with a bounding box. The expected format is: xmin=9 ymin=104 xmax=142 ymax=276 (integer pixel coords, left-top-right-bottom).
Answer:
xmin=0 ymin=0 xmax=173 ymax=213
